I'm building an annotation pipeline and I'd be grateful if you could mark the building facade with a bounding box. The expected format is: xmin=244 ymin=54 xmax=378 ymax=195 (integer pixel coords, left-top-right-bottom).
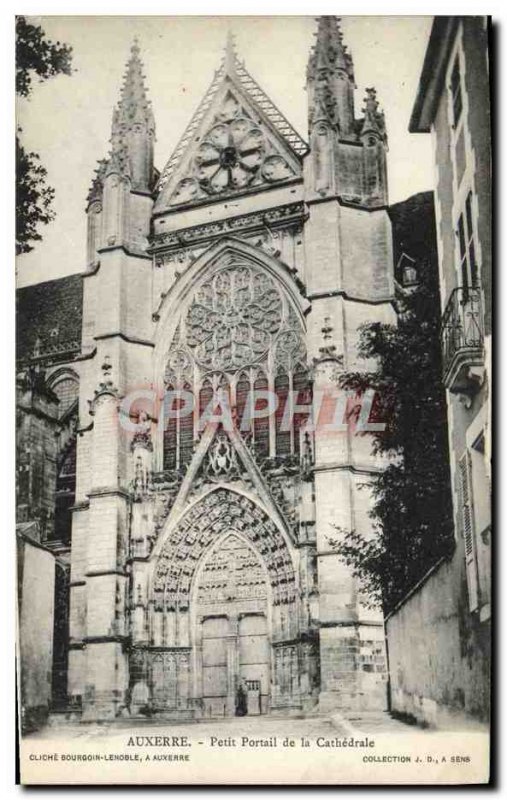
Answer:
xmin=17 ymin=277 xmax=81 ymax=727
xmin=386 ymin=16 xmax=491 ymax=727
xmin=18 ymin=18 xmax=401 ymax=722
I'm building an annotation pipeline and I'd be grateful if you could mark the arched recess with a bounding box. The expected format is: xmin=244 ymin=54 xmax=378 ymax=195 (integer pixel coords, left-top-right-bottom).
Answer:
xmin=130 ymin=487 xmax=306 ymax=716
xmin=153 ymin=237 xmax=311 ymax=470
xmin=148 ymin=487 xmax=299 ymax=645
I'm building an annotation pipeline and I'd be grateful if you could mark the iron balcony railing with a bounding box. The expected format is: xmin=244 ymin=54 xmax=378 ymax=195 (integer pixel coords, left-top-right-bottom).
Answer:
xmin=441 ymin=286 xmax=484 ymax=391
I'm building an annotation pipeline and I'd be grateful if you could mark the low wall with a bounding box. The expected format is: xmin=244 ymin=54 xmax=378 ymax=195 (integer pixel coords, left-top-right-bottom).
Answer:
xmin=385 ymin=546 xmax=490 ymax=729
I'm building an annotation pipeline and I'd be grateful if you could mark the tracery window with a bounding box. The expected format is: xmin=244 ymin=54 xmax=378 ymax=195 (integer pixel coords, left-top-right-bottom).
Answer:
xmin=50 ymin=374 xmax=79 ymax=418
xmin=162 ymin=259 xmax=310 ymax=470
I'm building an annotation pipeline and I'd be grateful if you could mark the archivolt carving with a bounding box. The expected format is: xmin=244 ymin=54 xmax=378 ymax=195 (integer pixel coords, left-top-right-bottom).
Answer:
xmin=152 ymin=489 xmax=296 ymax=611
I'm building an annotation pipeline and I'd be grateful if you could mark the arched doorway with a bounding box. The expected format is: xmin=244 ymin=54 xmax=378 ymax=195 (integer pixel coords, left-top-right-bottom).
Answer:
xmin=143 ymin=487 xmax=302 ymax=718
xmin=194 ymin=533 xmax=271 ymax=717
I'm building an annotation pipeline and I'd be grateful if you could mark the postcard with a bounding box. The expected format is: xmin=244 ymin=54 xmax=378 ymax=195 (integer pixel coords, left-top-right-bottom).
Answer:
xmin=16 ymin=14 xmax=491 ymax=785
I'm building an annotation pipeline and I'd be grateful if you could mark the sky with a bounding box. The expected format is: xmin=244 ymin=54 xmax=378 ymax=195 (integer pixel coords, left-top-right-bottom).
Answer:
xmin=16 ymin=15 xmax=434 ymax=288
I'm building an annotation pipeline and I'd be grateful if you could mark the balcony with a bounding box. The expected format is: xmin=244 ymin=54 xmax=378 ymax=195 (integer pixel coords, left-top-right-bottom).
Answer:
xmin=441 ymin=286 xmax=484 ymax=400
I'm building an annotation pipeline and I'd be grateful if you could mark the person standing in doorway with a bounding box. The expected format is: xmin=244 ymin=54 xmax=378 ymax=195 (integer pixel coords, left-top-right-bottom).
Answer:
xmin=235 ymin=681 xmax=247 ymax=716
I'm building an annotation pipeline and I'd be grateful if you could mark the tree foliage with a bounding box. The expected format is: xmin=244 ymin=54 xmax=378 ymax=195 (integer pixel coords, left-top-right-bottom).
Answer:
xmin=330 ymin=209 xmax=454 ymax=614
xmin=16 ymin=16 xmax=73 ymax=254
xmin=16 ymin=16 xmax=73 ymax=99
xmin=16 ymin=134 xmax=56 ymax=254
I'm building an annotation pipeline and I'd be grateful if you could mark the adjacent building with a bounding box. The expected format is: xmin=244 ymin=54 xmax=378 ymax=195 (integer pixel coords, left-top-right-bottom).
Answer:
xmin=16 ymin=277 xmax=82 ymax=727
xmin=386 ymin=16 xmax=491 ymax=728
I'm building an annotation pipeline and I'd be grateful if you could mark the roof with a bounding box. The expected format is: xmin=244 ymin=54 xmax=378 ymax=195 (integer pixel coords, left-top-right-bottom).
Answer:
xmin=409 ymin=17 xmax=459 ymax=133
xmin=16 ymin=274 xmax=83 ymax=365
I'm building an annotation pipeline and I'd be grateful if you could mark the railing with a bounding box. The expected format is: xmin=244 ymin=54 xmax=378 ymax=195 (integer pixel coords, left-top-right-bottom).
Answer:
xmin=441 ymin=286 xmax=484 ymax=392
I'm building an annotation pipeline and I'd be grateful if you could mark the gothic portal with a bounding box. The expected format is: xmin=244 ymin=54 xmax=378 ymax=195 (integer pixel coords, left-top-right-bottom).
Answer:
xmin=62 ymin=19 xmax=396 ymax=721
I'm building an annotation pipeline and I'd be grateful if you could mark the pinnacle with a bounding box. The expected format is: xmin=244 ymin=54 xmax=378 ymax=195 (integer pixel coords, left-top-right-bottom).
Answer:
xmin=364 ymin=87 xmax=378 ymax=113
xmin=222 ymin=28 xmax=240 ymax=76
xmin=131 ymin=36 xmax=141 ymax=59
xmin=360 ymin=87 xmax=386 ymax=138
xmin=86 ymin=159 xmax=108 ymax=204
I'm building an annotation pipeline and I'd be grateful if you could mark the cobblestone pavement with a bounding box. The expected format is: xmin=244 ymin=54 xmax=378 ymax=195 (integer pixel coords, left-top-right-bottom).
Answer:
xmin=27 ymin=713 xmax=345 ymax=743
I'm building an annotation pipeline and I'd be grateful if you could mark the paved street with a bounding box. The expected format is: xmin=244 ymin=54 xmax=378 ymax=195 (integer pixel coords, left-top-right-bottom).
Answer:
xmin=27 ymin=713 xmax=344 ymax=743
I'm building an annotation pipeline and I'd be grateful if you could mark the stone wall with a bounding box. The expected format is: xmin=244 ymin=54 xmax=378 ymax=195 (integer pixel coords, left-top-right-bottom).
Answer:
xmin=386 ymin=543 xmax=490 ymax=729
xmin=17 ymin=532 xmax=56 ymax=731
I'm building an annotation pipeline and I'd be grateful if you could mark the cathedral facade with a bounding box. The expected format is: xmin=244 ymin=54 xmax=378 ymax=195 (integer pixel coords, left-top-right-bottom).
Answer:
xmin=18 ymin=18 xmax=398 ymax=722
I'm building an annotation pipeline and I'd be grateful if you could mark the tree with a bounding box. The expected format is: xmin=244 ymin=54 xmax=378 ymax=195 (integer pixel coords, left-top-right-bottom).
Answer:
xmin=330 ymin=194 xmax=455 ymax=614
xmin=16 ymin=136 xmax=55 ymax=254
xmin=16 ymin=16 xmax=73 ymax=254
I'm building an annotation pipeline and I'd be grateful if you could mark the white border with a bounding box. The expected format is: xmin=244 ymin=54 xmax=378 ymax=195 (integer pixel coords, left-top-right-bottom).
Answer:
xmin=2 ymin=3 xmax=502 ymax=798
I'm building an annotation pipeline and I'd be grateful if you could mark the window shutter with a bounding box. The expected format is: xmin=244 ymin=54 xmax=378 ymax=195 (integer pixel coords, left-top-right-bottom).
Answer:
xmin=458 ymin=452 xmax=479 ymax=612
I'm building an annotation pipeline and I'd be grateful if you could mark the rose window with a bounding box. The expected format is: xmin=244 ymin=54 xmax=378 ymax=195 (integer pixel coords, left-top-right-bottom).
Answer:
xmin=163 ymin=261 xmax=312 ymax=472
xmin=185 ymin=266 xmax=283 ymax=371
xmin=194 ymin=118 xmax=266 ymax=194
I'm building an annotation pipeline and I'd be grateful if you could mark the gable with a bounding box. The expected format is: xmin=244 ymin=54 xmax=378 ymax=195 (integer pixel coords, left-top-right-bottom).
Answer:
xmin=150 ymin=420 xmax=297 ymax=560
xmin=155 ymin=57 xmax=307 ymax=213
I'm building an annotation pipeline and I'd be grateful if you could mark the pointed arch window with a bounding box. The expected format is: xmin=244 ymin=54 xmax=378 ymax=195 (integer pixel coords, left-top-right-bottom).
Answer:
xmin=274 ymin=368 xmax=290 ymax=457
xmin=293 ymin=363 xmax=312 ymax=457
xmin=253 ymin=371 xmax=270 ymax=459
xmin=161 ymin=258 xmax=310 ymax=469
xmin=235 ymin=371 xmax=251 ymax=439
xmin=199 ymin=378 xmax=214 ymax=430
xmin=179 ymin=381 xmax=194 ymax=469
xmin=163 ymin=383 xmax=177 ymax=471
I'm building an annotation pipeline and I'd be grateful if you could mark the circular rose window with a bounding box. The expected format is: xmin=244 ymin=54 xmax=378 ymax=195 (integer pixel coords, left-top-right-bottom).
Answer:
xmin=185 ymin=266 xmax=283 ymax=371
xmin=194 ymin=118 xmax=266 ymax=194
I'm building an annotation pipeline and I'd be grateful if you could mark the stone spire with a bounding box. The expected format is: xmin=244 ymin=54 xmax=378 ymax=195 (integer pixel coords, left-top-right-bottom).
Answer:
xmin=307 ymin=16 xmax=355 ymax=134
xmin=110 ymin=39 xmax=156 ymax=191
xmin=115 ymin=39 xmax=154 ymax=127
xmin=308 ymin=16 xmax=353 ymax=77
xmin=85 ymin=40 xmax=156 ymax=262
